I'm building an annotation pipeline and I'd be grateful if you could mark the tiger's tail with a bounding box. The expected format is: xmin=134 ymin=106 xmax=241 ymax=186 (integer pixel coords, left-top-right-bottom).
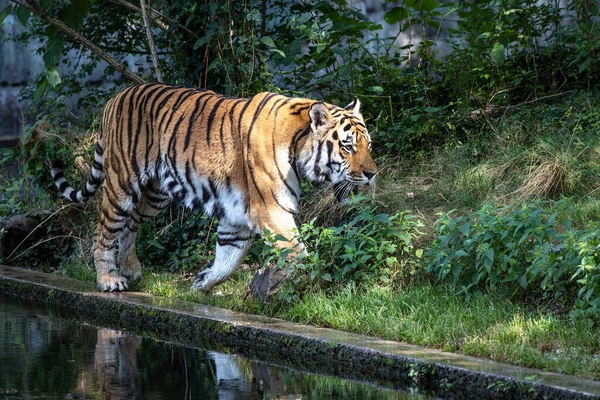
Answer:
xmin=51 ymin=138 xmax=105 ymax=203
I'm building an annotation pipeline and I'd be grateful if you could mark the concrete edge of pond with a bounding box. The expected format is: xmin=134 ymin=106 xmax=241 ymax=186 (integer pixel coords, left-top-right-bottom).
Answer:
xmin=0 ymin=264 xmax=598 ymax=400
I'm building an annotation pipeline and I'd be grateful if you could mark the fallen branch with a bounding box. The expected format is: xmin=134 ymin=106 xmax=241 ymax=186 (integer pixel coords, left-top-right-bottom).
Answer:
xmin=10 ymin=0 xmax=145 ymax=84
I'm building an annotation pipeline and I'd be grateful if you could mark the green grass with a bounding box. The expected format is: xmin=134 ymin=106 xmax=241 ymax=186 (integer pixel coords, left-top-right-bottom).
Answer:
xmin=287 ymin=283 xmax=600 ymax=379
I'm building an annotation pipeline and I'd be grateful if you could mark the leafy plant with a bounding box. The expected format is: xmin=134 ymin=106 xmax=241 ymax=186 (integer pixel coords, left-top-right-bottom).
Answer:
xmin=258 ymin=196 xmax=425 ymax=303
xmin=427 ymin=199 xmax=600 ymax=316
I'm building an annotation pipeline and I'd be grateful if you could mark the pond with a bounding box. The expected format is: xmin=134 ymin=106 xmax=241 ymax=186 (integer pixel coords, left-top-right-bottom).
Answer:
xmin=0 ymin=294 xmax=431 ymax=399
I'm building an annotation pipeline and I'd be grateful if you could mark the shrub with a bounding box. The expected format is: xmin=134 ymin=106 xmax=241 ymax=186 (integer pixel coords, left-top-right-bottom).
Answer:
xmin=260 ymin=196 xmax=425 ymax=303
xmin=426 ymin=199 xmax=600 ymax=316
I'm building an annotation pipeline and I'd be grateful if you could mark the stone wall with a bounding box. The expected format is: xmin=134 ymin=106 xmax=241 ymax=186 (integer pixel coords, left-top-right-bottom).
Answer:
xmin=0 ymin=0 xmax=44 ymax=146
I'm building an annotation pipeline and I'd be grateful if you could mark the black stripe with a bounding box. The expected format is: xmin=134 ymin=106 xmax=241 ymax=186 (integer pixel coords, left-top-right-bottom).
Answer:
xmin=218 ymin=111 xmax=228 ymax=152
xmin=245 ymin=94 xmax=279 ymax=203
xmin=101 ymin=221 xmax=123 ymax=234
xmin=314 ymin=139 xmax=324 ymax=178
xmin=218 ymin=233 xmax=251 ymax=241
xmin=326 ymin=140 xmax=334 ymax=161
xmin=291 ymin=105 xmax=310 ymax=115
xmin=208 ymin=179 xmax=219 ymax=199
xmin=150 ymin=85 xmax=178 ymax=121
xmin=125 ymin=84 xmax=145 ymax=159
xmin=105 ymin=191 xmax=131 ymax=217
xmin=53 ymin=170 xmax=64 ymax=180
xmin=216 ymin=239 xmax=243 ymax=249
xmin=58 ymin=181 xmax=69 ymax=192
xmin=184 ymin=92 xmax=214 ymax=151
xmin=271 ymin=118 xmax=300 ymax=199
xmin=158 ymin=88 xmax=195 ymax=134
xmin=271 ymin=190 xmax=296 ymax=214
xmin=288 ymin=127 xmax=311 ymax=178
xmin=267 ymin=96 xmax=287 ymax=116
xmin=205 ymin=97 xmax=228 ymax=146
xmin=185 ymin=160 xmax=197 ymax=195
xmin=101 ymin=211 xmax=125 ymax=224
xmin=201 ymin=186 xmax=211 ymax=203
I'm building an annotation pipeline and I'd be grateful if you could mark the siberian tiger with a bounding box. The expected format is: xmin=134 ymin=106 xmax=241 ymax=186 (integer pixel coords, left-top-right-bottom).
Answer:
xmin=51 ymin=83 xmax=377 ymax=293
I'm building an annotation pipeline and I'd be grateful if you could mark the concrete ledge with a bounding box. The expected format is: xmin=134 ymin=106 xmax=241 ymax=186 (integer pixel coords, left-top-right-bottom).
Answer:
xmin=1 ymin=264 xmax=599 ymax=399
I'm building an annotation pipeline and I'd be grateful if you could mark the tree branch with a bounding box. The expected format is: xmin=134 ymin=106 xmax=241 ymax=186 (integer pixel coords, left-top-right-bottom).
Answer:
xmin=140 ymin=0 xmax=163 ymax=82
xmin=107 ymin=0 xmax=199 ymax=39
xmin=11 ymin=0 xmax=145 ymax=84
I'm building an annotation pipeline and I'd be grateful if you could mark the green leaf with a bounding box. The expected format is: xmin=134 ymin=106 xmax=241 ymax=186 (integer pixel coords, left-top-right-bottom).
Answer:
xmin=0 ymin=6 xmax=12 ymax=24
xmin=452 ymin=263 xmax=462 ymax=281
xmin=384 ymin=7 xmax=408 ymax=25
xmin=415 ymin=249 xmax=424 ymax=259
xmin=147 ymin=239 xmax=165 ymax=250
xmin=321 ymin=273 xmax=332 ymax=282
xmin=274 ymin=234 xmax=289 ymax=242
xmin=45 ymin=25 xmax=58 ymax=39
xmin=406 ymin=0 xmax=440 ymax=11
xmin=33 ymin=78 xmax=49 ymax=101
xmin=454 ymin=250 xmax=468 ymax=257
xmin=57 ymin=0 xmax=92 ymax=31
xmin=40 ymin=0 xmax=51 ymax=10
xmin=193 ymin=36 xmax=207 ymax=50
xmin=45 ymin=67 xmax=61 ymax=87
xmin=373 ymin=213 xmax=390 ymax=223
xmin=260 ymin=36 xmax=276 ymax=47
xmin=490 ymin=43 xmax=505 ymax=65
xmin=43 ymin=38 xmax=64 ymax=67
xmin=421 ymin=0 xmax=441 ymax=12
xmin=15 ymin=6 xmax=30 ymax=25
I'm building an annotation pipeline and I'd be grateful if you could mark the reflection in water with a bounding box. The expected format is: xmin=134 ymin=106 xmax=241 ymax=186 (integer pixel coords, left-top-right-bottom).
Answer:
xmin=95 ymin=329 xmax=142 ymax=399
xmin=0 ymin=294 xmax=429 ymax=399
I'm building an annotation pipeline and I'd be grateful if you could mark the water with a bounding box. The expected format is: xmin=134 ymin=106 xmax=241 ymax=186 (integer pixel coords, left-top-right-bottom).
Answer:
xmin=0 ymin=294 xmax=430 ymax=399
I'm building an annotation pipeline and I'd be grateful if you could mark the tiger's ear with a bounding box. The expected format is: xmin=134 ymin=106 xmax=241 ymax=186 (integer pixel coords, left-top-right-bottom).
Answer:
xmin=344 ymin=96 xmax=361 ymax=115
xmin=309 ymin=102 xmax=331 ymax=136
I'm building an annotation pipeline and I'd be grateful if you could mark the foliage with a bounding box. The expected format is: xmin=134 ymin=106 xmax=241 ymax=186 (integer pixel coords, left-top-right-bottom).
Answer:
xmin=258 ymin=196 xmax=424 ymax=303
xmin=137 ymin=209 xmax=216 ymax=273
xmin=426 ymin=199 xmax=600 ymax=316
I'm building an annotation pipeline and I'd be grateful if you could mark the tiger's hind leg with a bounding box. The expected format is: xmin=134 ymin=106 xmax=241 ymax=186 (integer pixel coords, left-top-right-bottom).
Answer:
xmin=191 ymin=222 xmax=255 ymax=292
xmin=118 ymin=181 xmax=170 ymax=281
xmin=94 ymin=191 xmax=135 ymax=292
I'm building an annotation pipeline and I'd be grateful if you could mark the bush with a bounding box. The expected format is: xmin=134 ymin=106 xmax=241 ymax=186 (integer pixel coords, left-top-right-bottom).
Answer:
xmin=260 ymin=196 xmax=425 ymax=303
xmin=426 ymin=199 xmax=600 ymax=316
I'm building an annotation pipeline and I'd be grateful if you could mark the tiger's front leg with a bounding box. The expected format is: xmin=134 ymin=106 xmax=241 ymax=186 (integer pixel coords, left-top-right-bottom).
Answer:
xmin=249 ymin=214 xmax=306 ymax=302
xmin=191 ymin=223 xmax=255 ymax=292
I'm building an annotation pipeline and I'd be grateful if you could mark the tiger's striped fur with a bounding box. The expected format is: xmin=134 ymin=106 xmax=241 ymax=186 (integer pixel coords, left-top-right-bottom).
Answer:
xmin=51 ymin=83 xmax=377 ymax=292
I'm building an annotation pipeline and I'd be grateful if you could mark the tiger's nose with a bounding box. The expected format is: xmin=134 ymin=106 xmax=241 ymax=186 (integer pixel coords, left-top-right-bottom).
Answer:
xmin=363 ymin=170 xmax=375 ymax=180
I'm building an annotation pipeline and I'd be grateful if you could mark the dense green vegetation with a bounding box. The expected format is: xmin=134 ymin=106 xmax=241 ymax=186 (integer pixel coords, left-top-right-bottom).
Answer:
xmin=2 ymin=0 xmax=600 ymax=379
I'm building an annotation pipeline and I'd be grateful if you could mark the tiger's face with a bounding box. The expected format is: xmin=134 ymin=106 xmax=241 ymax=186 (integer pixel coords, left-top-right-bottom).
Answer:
xmin=308 ymin=98 xmax=377 ymax=201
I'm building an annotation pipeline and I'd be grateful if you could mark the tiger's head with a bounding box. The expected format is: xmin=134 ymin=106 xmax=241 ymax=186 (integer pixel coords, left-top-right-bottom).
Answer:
xmin=306 ymin=98 xmax=377 ymax=201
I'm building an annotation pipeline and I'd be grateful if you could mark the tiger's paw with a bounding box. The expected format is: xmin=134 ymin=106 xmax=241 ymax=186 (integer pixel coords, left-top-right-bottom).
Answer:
xmin=97 ymin=274 xmax=129 ymax=292
xmin=120 ymin=260 xmax=142 ymax=281
xmin=190 ymin=262 xmax=214 ymax=292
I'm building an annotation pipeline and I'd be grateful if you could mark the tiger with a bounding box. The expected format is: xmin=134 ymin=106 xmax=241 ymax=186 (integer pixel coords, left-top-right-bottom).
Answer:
xmin=50 ymin=83 xmax=377 ymax=293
